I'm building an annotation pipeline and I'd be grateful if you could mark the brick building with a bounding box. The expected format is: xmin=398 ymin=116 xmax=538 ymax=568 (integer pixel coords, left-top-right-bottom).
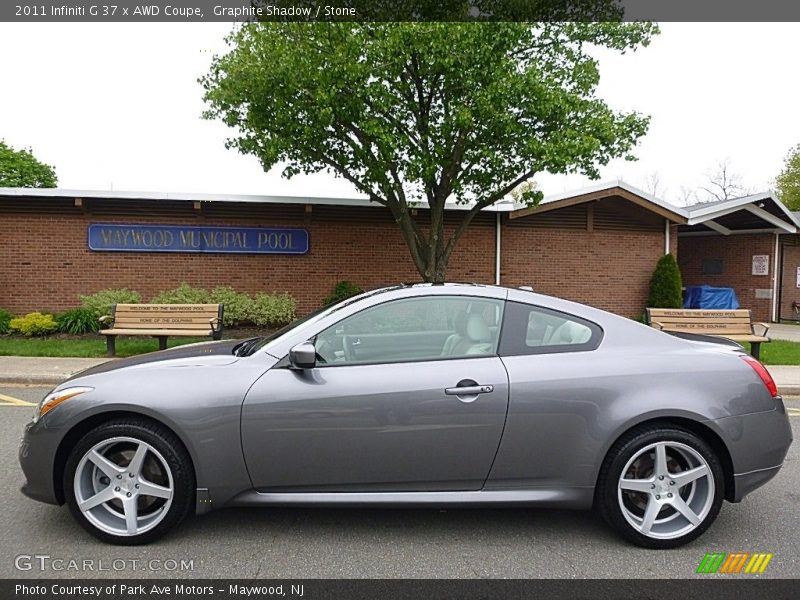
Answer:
xmin=0 ymin=181 xmax=797 ymax=322
xmin=677 ymin=192 xmax=800 ymax=322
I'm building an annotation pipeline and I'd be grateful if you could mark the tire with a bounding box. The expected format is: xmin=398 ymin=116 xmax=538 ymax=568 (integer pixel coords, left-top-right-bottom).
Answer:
xmin=596 ymin=425 xmax=724 ymax=549
xmin=64 ymin=418 xmax=195 ymax=545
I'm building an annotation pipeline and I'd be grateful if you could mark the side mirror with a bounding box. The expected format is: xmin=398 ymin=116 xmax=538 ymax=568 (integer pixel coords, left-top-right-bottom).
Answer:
xmin=289 ymin=342 xmax=316 ymax=369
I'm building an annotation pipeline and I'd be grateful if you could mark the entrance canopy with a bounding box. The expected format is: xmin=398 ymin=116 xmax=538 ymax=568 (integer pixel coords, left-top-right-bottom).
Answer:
xmin=679 ymin=192 xmax=799 ymax=236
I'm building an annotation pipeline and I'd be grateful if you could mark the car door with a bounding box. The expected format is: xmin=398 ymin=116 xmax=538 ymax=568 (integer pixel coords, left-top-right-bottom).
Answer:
xmin=487 ymin=300 xmax=605 ymax=490
xmin=241 ymin=294 xmax=509 ymax=492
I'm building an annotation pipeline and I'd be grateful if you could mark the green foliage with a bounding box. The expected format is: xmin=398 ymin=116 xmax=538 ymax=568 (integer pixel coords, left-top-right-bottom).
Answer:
xmin=322 ymin=281 xmax=364 ymax=306
xmin=80 ymin=288 xmax=142 ymax=318
xmin=202 ymin=21 xmax=656 ymax=282
xmin=0 ymin=140 xmax=58 ymax=187
xmin=9 ymin=312 xmax=58 ymax=337
xmin=647 ymin=254 xmax=683 ymax=309
xmin=151 ymin=283 xmax=211 ymax=305
xmin=56 ymin=308 xmax=100 ymax=335
xmin=209 ymin=286 xmax=252 ymax=326
xmin=776 ymin=143 xmax=800 ymax=210
xmin=248 ymin=293 xmax=297 ymax=327
xmin=0 ymin=309 xmax=12 ymax=335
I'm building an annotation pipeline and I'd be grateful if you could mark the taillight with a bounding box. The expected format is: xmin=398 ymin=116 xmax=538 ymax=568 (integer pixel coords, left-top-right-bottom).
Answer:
xmin=741 ymin=355 xmax=778 ymax=398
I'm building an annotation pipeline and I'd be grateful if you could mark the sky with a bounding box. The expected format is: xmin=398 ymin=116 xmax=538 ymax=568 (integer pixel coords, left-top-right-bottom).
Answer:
xmin=0 ymin=22 xmax=798 ymax=205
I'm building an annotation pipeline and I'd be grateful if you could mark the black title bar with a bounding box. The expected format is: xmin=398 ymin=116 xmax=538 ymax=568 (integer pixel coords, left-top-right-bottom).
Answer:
xmin=3 ymin=1 xmax=800 ymax=22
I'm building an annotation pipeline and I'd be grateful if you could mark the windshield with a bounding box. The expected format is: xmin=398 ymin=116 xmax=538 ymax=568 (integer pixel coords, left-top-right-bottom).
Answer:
xmin=235 ymin=288 xmax=393 ymax=356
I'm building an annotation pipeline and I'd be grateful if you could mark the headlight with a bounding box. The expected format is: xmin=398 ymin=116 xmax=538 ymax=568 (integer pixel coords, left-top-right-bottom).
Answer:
xmin=35 ymin=386 xmax=93 ymax=420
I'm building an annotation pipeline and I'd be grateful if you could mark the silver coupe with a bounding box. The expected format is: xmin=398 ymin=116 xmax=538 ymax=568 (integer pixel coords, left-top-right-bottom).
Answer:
xmin=19 ymin=284 xmax=793 ymax=547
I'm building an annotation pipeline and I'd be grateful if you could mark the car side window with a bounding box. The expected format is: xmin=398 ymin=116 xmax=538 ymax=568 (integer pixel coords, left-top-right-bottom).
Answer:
xmin=498 ymin=301 xmax=602 ymax=356
xmin=314 ymin=295 xmax=504 ymax=366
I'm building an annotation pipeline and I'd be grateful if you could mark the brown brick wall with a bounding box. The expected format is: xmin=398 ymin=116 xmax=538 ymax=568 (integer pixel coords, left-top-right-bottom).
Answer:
xmin=678 ymin=234 xmax=776 ymax=322
xmin=0 ymin=200 xmax=494 ymax=316
xmin=0 ymin=197 xmax=675 ymax=319
xmin=500 ymin=215 xmax=673 ymax=318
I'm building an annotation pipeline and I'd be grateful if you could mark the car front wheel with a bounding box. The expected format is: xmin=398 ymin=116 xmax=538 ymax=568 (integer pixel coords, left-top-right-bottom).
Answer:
xmin=64 ymin=418 xmax=194 ymax=545
xmin=597 ymin=425 xmax=724 ymax=549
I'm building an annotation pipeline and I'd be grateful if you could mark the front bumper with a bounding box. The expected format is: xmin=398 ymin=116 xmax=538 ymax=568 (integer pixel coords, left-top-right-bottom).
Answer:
xmin=19 ymin=417 xmax=62 ymax=506
xmin=711 ymin=398 xmax=793 ymax=502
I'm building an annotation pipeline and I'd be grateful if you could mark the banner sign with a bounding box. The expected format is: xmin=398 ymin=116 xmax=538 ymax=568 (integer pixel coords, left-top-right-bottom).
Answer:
xmin=88 ymin=224 xmax=309 ymax=255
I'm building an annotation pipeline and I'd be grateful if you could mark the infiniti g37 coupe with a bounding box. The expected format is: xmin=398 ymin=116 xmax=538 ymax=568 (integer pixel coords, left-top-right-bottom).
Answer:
xmin=19 ymin=284 xmax=792 ymax=547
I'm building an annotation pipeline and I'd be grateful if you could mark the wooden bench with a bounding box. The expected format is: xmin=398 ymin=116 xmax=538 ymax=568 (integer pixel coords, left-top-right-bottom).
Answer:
xmin=646 ymin=308 xmax=770 ymax=359
xmin=99 ymin=303 xmax=224 ymax=356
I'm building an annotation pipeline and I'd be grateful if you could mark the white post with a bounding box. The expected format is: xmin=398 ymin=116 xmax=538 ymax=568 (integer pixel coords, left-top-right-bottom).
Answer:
xmin=664 ymin=219 xmax=670 ymax=255
xmin=772 ymin=232 xmax=780 ymax=322
xmin=495 ymin=212 xmax=501 ymax=285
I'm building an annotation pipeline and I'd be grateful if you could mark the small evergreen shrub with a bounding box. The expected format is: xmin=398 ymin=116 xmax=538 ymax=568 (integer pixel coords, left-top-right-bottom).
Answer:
xmin=56 ymin=308 xmax=100 ymax=334
xmin=0 ymin=309 xmax=11 ymax=335
xmin=647 ymin=253 xmax=683 ymax=309
xmin=209 ymin=286 xmax=252 ymax=327
xmin=249 ymin=293 xmax=297 ymax=327
xmin=10 ymin=312 xmax=58 ymax=336
xmin=151 ymin=283 xmax=210 ymax=304
xmin=322 ymin=280 xmax=364 ymax=306
xmin=80 ymin=288 xmax=142 ymax=317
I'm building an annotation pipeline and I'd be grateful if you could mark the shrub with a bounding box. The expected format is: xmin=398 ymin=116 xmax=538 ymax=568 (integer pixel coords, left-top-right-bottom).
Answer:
xmin=10 ymin=312 xmax=58 ymax=336
xmin=0 ymin=309 xmax=11 ymax=335
xmin=151 ymin=282 xmax=210 ymax=305
xmin=209 ymin=286 xmax=253 ymax=327
xmin=80 ymin=288 xmax=142 ymax=317
xmin=322 ymin=280 xmax=364 ymax=306
xmin=56 ymin=308 xmax=100 ymax=334
xmin=249 ymin=292 xmax=297 ymax=327
xmin=647 ymin=253 xmax=683 ymax=309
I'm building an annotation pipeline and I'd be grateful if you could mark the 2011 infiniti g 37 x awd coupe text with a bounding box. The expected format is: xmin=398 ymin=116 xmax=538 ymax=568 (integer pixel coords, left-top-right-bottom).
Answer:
xmin=19 ymin=284 xmax=792 ymax=547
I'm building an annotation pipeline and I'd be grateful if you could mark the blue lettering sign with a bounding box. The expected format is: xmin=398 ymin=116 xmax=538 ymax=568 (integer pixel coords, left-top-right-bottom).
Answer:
xmin=88 ymin=224 xmax=309 ymax=254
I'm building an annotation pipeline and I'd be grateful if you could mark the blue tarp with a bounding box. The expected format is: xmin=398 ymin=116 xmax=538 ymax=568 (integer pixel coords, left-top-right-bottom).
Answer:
xmin=683 ymin=285 xmax=740 ymax=310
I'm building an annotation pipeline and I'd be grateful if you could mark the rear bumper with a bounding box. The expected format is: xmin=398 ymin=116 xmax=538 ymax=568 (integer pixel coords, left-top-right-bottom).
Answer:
xmin=710 ymin=398 xmax=793 ymax=502
xmin=732 ymin=465 xmax=783 ymax=502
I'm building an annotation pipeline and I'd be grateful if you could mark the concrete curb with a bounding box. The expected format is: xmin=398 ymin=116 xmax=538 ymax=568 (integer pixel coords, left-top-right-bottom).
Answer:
xmin=0 ymin=375 xmax=67 ymax=386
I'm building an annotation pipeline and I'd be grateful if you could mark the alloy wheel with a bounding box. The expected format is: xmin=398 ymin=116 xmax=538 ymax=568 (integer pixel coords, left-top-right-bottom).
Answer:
xmin=617 ymin=441 xmax=714 ymax=539
xmin=73 ymin=436 xmax=174 ymax=537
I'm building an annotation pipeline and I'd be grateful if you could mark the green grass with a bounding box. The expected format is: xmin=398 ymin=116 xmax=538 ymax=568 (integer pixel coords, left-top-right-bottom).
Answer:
xmin=0 ymin=336 xmax=210 ymax=358
xmin=747 ymin=340 xmax=800 ymax=366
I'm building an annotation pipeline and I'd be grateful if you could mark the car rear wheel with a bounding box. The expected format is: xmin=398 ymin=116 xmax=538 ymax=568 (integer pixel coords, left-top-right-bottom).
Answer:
xmin=596 ymin=425 xmax=724 ymax=549
xmin=64 ymin=418 xmax=194 ymax=545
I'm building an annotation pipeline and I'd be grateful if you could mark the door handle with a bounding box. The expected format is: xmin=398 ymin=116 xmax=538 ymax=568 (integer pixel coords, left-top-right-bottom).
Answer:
xmin=445 ymin=385 xmax=493 ymax=395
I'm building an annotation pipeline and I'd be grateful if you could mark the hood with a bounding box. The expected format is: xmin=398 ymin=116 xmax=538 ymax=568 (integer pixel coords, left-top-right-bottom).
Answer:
xmin=63 ymin=338 xmax=245 ymax=382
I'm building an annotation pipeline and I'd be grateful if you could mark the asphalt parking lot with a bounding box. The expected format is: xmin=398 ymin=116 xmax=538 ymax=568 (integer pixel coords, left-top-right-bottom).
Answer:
xmin=1 ymin=385 xmax=797 ymax=580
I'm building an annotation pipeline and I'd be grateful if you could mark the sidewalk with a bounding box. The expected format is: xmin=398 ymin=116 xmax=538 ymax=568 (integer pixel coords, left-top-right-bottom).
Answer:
xmin=1 ymin=355 xmax=800 ymax=396
xmin=0 ymin=356 xmax=111 ymax=385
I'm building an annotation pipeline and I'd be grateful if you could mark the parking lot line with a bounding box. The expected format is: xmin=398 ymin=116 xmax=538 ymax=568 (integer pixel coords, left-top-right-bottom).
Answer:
xmin=0 ymin=393 xmax=35 ymax=407
xmin=787 ymin=407 xmax=800 ymax=417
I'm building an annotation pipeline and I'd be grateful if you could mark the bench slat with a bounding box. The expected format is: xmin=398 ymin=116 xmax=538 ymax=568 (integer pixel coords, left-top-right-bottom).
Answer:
xmin=654 ymin=325 xmax=755 ymax=334
xmin=651 ymin=317 xmax=752 ymax=324
xmin=102 ymin=328 xmax=214 ymax=337
xmin=113 ymin=316 xmax=218 ymax=325
xmin=114 ymin=303 xmax=220 ymax=311
xmin=647 ymin=309 xmax=751 ymax=317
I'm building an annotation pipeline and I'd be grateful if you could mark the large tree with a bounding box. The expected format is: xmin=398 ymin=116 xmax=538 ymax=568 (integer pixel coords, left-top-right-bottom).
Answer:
xmin=202 ymin=22 xmax=655 ymax=281
xmin=776 ymin=144 xmax=800 ymax=210
xmin=0 ymin=140 xmax=58 ymax=188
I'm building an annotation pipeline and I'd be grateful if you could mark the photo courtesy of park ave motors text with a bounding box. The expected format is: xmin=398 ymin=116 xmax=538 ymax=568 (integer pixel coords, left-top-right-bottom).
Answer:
xmin=1 ymin=2 xmax=800 ymax=596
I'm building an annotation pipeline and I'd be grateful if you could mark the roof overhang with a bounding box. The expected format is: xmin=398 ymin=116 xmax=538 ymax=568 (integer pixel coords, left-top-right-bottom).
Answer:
xmin=681 ymin=192 xmax=799 ymax=235
xmin=509 ymin=181 xmax=688 ymax=223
